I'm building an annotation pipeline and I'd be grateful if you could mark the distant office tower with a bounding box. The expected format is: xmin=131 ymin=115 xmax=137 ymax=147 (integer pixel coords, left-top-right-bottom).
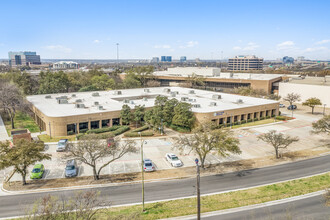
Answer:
xmin=283 ymin=56 xmax=294 ymax=64
xmin=228 ymin=55 xmax=263 ymax=71
xmin=161 ymin=56 xmax=172 ymax=62
xmin=151 ymin=57 xmax=159 ymax=63
xmin=180 ymin=56 xmax=187 ymax=62
xmin=8 ymin=51 xmax=41 ymax=67
xmin=53 ymin=61 xmax=79 ymax=69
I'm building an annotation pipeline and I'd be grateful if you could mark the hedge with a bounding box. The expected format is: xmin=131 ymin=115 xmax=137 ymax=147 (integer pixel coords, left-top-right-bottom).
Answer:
xmin=79 ymin=128 xmax=88 ymax=133
xmin=124 ymin=131 xmax=154 ymax=137
xmin=77 ymin=126 xmax=130 ymax=140
xmin=260 ymin=117 xmax=265 ymax=120
xmin=247 ymin=119 xmax=253 ymax=123
xmin=131 ymin=125 xmax=149 ymax=133
xmin=254 ymin=118 xmax=259 ymax=121
xmin=67 ymin=131 xmax=75 ymax=135
xmin=276 ymin=116 xmax=293 ymax=121
xmin=266 ymin=116 xmax=271 ymax=119
xmin=86 ymin=125 xmax=120 ymax=134
xmin=241 ymin=120 xmax=247 ymax=124
xmin=170 ymin=124 xmax=191 ymax=133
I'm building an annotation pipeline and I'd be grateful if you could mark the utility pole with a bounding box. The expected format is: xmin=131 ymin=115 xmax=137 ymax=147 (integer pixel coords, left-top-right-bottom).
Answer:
xmin=116 ymin=43 xmax=119 ymax=70
xmin=139 ymin=132 xmax=145 ymax=212
xmin=195 ymin=158 xmax=201 ymax=220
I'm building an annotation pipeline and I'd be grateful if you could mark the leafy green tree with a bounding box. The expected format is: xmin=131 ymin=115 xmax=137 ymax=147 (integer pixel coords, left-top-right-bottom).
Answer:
xmin=123 ymin=72 xmax=141 ymax=88
xmin=0 ymin=139 xmax=51 ymax=185
xmin=120 ymin=104 xmax=132 ymax=125
xmin=187 ymin=73 xmax=205 ymax=87
xmin=11 ymin=72 xmax=39 ymax=95
xmin=144 ymin=109 xmax=155 ymax=128
xmin=303 ymin=97 xmax=322 ymax=114
xmin=163 ymin=98 xmax=179 ymax=126
xmin=129 ymin=66 xmax=154 ymax=86
xmin=174 ymin=123 xmax=241 ymax=168
xmin=151 ymin=96 xmax=168 ymax=129
xmin=38 ymin=71 xmax=71 ymax=94
xmin=91 ymin=74 xmax=115 ymax=90
xmin=133 ymin=105 xmax=145 ymax=128
xmin=257 ymin=130 xmax=299 ymax=159
xmin=172 ymin=102 xmax=196 ymax=130
xmin=312 ymin=115 xmax=330 ymax=135
xmin=78 ymin=85 xmax=98 ymax=92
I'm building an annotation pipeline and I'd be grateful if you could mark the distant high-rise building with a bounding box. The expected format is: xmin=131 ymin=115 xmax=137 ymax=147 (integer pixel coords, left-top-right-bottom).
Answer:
xmin=228 ymin=55 xmax=263 ymax=71
xmin=151 ymin=57 xmax=159 ymax=63
xmin=8 ymin=51 xmax=41 ymax=67
xmin=161 ymin=56 xmax=172 ymax=62
xmin=53 ymin=61 xmax=79 ymax=69
xmin=180 ymin=56 xmax=187 ymax=62
xmin=283 ymin=56 xmax=294 ymax=64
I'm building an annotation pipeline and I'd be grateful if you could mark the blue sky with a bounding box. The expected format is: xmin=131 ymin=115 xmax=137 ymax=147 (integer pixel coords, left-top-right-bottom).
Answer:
xmin=1 ymin=0 xmax=329 ymax=60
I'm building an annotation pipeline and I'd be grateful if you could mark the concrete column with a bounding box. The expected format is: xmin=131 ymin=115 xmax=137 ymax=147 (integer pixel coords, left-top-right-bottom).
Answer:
xmin=88 ymin=121 xmax=91 ymax=130
xmin=110 ymin=119 xmax=113 ymax=127
xmin=99 ymin=120 xmax=102 ymax=128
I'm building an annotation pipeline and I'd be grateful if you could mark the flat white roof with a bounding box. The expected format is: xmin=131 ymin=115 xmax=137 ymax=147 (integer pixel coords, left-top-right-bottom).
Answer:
xmin=27 ymin=87 xmax=279 ymax=117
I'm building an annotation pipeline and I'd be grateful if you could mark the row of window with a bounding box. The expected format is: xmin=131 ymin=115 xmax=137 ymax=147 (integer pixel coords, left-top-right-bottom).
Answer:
xmin=66 ymin=118 xmax=121 ymax=134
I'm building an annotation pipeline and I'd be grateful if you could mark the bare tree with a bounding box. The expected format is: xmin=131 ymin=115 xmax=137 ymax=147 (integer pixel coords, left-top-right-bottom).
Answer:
xmin=66 ymin=134 xmax=137 ymax=180
xmin=283 ymin=93 xmax=301 ymax=107
xmin=174 ymin=122 xmax=241 ymax=168
xmin=0 ymin=81 xmax=25 ymax=129
xmin=257 ymin=130 xmax=299 ymax=159
xmin=146 ymin=80 xmax=160 ymax=87
xmin=312 ymin=115 xmax=330 ymax=135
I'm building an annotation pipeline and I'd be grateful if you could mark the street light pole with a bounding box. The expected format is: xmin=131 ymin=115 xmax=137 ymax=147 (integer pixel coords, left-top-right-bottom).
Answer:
xmin=195 ymin=158 xmax=201 ymax=220
xmin=139 ymin=132 xmax=145 ymax=212
xmin=116 ymin=43 xmax=119 ymax=70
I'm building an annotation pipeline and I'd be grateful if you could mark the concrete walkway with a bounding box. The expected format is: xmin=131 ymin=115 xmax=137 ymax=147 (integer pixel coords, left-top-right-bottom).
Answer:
xmin=0 ymin=115 xmax=10 ymax=141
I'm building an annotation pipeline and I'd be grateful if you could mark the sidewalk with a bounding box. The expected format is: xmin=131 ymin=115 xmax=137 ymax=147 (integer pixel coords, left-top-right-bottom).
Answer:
xmin=0 ymin=115 xmax=10 ymax=141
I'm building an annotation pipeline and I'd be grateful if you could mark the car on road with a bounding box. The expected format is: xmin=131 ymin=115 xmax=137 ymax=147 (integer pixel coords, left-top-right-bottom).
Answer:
xmin=143 ymin=159 xmax=155 ymax=172
xmin=165 ymin=153 xmax=183 ymax=167
xmin=56 ymin=139 xmax=68 ymax=152
xmin=30 ymin=164 xmax=45 ymax=179
xmin=287 ymin=105 xmax=297 ymax=110
xmin=65 ymin=159 xmax=78 ymax=177
xmin=279 ymin=104 xmax=285 ymax=108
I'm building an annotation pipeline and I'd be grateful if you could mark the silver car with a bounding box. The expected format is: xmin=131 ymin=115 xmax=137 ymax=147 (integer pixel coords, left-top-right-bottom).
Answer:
xmin=143 ymin=159 xmax=155 ymax=172
xmin=56 ymin=139 xmax=68 ymax=152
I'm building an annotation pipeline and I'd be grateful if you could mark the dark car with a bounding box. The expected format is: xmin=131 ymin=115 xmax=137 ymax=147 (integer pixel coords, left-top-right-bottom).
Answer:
xmin=287 ymin=105 xmax=297 ymax=110
xmin=65 ymin=159 xmax=78 ymax=177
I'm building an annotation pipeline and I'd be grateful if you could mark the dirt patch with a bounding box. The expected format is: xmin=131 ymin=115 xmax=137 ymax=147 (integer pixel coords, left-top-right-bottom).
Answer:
xmin=4 ymin=147 xmax=329 ymax=191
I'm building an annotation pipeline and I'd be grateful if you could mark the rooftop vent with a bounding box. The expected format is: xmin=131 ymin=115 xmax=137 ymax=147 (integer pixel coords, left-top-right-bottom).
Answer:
xmin=75 ymin=99 xmax=82 ymax=103
xmin=236 ymin=99 xmax=244 ymax=104
xmin=188 ymin=98 xmax=196 ymax=102
xmin=170 ymin=92 xmax=176 ymax=97
xmin=94 ymin=101 xmax=99 ymax=106
xmin=98 ymin=105 xmax=104 ymax=110
xmin=123 ymin=99 xmax=130 ymax=103
xmin=144 ymin=88 xmax=150 ymax=93
xmin=71 ymin=94 xmax=76 ymax=97
xmin=45 ymin=95 xmax=51 ymax=99
xmin=75 ymin=103 xmax=85 ymax=108
xmin=129 ymin=100 xmax=134 ymax=104
xmin=192 ymin=104 xmax=201 ymax=108
xmin=57 ymin=99 xmax=68 ymax=104
xmin=212 ymin=94 xmax=222 ymax=100
xmin=114 ymin=91 xmax=122 ymax=95
xmin=92 ymin=92 xmax=99 ymax=97
xmin=181 ymin=97 xmax=188 ymax=101
xmin=163 ymin=88 xmax=171 ymax=93
xmin=56 ymin=96 xmax=67 ymax=100
xmin=189 ymin=90 xmax=195 ymax=94
xmin=143 ymin=97 xmax=148 ymax=101
xmin=210 ymin=102 xmax=217 ymax=106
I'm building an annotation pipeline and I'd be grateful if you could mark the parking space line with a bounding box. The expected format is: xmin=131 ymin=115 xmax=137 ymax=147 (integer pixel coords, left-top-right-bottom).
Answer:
xmin=43 ymin=169 xmax=50 ymax=179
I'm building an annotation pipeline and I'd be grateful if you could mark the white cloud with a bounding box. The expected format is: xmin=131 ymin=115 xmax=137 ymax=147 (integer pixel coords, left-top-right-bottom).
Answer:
xmin=93 ymin=39 xmax=101 ymax=44
xmin=304 ymin=46 xmax=328 ymax=52
xmin=44 ymin=45 xmax=72 ymax=53
xmin=242 ymin=42 xmax=259 ymax=51
xmin=154 ymin=45 xmax=171 ymax=49
xmin=180 ymin=41 xmax=199 ymax=49
xmin=233 ymin=46 xmax=241 ymax=50
xmin=315 ymin=39 xmax=330 ymax=45
xmin=277 ymin=41 xmax=295 ymax=50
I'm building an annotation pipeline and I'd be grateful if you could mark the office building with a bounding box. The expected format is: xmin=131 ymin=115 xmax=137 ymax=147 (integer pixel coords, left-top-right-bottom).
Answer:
xmin=53 ymin=61 xmax=79 ymax=69
xmin=8 ymin=51 xmax=41 ymax=67
xmin=228 ymin=55 xmax=263 ymax=71
xmin=151 ymin=57 xmax=159 ymax=63
xmin=27 ymin=87 xmax=279 ymax=136
xmin=283 ymin=56 xmax=294 ymax=64
xmin=161 ymin=56 xmax=172 ymax=62
xmin=180 ymin=56 xmax=187 ymax=62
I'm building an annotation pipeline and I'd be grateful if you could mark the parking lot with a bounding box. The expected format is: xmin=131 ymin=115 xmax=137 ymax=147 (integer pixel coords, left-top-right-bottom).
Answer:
xmin=2 ymin=111 xmax=329 ymax=182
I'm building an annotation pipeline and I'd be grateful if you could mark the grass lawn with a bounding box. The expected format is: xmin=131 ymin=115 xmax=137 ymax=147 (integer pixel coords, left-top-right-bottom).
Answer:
xmin=3 ymin=112 xmax=40 ymax=135
xmin=38 ymin=134 xmax=76 ymax=142
xmin=231 ymin=118 xmax=280 ymax=129
xmin=98 ymin=173 xmax=330 ymax=219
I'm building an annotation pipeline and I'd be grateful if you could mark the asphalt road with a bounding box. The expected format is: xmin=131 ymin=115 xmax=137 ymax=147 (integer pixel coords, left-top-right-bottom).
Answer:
xmin=203 ymin=194 xmax=330 ymax=220
xmin=0 ymin=155 xmax=329 ymax=219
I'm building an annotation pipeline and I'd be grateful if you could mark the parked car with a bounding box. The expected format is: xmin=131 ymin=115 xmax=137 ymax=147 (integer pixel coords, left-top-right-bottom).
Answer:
xmin=287 ymin=105 xmax=297 ymax=110
xmin=143 ymin=159 xmax=155 ymax=172
xmin=30 ymin=164 xmax=45 ymax=179
xmin=65 ymin=159 xmax=78 ymax=177
xmin=279 ymin=104 xmax=285 ymax=108
xmin=56 ymin=139 xmax=68 ymax=152
xmin=165 ymin=153 xmax=183 ymax=167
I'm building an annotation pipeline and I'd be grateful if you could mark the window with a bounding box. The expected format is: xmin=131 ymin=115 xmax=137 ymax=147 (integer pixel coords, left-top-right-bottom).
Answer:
xmin=102 ymin=119 xmax=110 ymax=128
xmin=266 ymin=110 xmax=269 ymax=117
xmin=91 ymin=120 xmax=100 ymax=129
xmin=79 ymin=122 xmax=88 ymax=130
xmin=226 ymin=117 xmax=231 ymax=123
xmin=254 ymin=112 xmax=257 ymax=118
xmin=234 ymin=116 xmax=238 ymax=122
xmin=112 ymin=118 xmax=120 ymax=126
xmin=219 ymin=118 xmax=224 ymax=125
xmin=241 ymin=114 xmax=245 ymax=120
xmin=67 ymin=124 xmax=76 ymax=134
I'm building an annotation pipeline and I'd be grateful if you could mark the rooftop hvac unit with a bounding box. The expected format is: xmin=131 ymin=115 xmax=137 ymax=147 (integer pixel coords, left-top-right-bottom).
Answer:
xmin=92 ymin=92 xmax=99 ymax=97
xmin=193 ymin=104 xmax=201 ymax=108
xmin=57 ymin=99 xmax=68 ymax=104
xmin=237 ymin=99 xmax=243 ymax=104
xmin=143 ymin=97 xmax=148 ymax=101
xmin=94 ymin=101 xmax=99 ymax=106
xmin=212 ymin=94 xmax=222 ymax=100
xmin=45 ymin=95 xmax=51 ymax=99
xmin=189 ymin=90 xmax=195 ymax=94
xmin=123 ymin=99 xmax=130 ymax=103
xmin=170 ymin=92 xmax=176 ymax=97
xmin=210 ymin=102 xmax=217 ymax=106
xmin=188 ymin=98 xmax=196 ymax=102
xmin=56 ymin=96 xmax=68 ymax=100
xmin=75 ymin=99 xmax=82 ymax=103
xmin=114 ymin=91 xmax=122 ymax=95
xmin=230 ymin=73 xmax=234 ymax=78
xmin=163 ymin=88 xmax=171 ymax=93
xmin=98 ymin=105 xmax=104 ymax=110
xmin=71 ymin=94 xmax=76 ymax=97
xmin=130 ymin=100 xmax=134 ymax=104
xmin=144 ymin=89 xmax=150 ymax=92
xmin=75 ymin=103 xmax=85 ymax=108
xmin=181 ymin=97 xmax=188 ymax=101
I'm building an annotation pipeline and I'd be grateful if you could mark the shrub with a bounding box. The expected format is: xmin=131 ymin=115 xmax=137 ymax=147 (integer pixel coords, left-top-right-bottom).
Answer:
xmin=132 ymin=125 xmax=149 ymax=133
xmin=241 ymin=120 xmax=247 ymax=124
xmin=275 ymin=116 xmax=293 ymax=121
xmin=247 ymin=119 xmax=253 ymax=123
xmin=234 ymin=122 xmax=239 ymax=125
xmin=260 ymin=117 xmax=265 ymax=120
xmin=86 ymin=126 xmax=120 ymax=134
xmin=76 ymin=133 xmax=85 ymax=140
xmin=170 ymin=124 xmax=191 ymax=133
xmin=266 ymin=116 xmax=271 ymax=119
xmin=67 ymin=131 xmax=75 ymax=135
xmin=124 ymin=131 xmax=154 ymax=137
xmin=79 ymin=128 xmax=88 ymax=133
xmin=271 ymin=114 xmax=276 ymax=117
xmin=254 ymin=118 xmax=259 ymax=121
xmin=112 ymin=126 xmax=130 ymax=136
